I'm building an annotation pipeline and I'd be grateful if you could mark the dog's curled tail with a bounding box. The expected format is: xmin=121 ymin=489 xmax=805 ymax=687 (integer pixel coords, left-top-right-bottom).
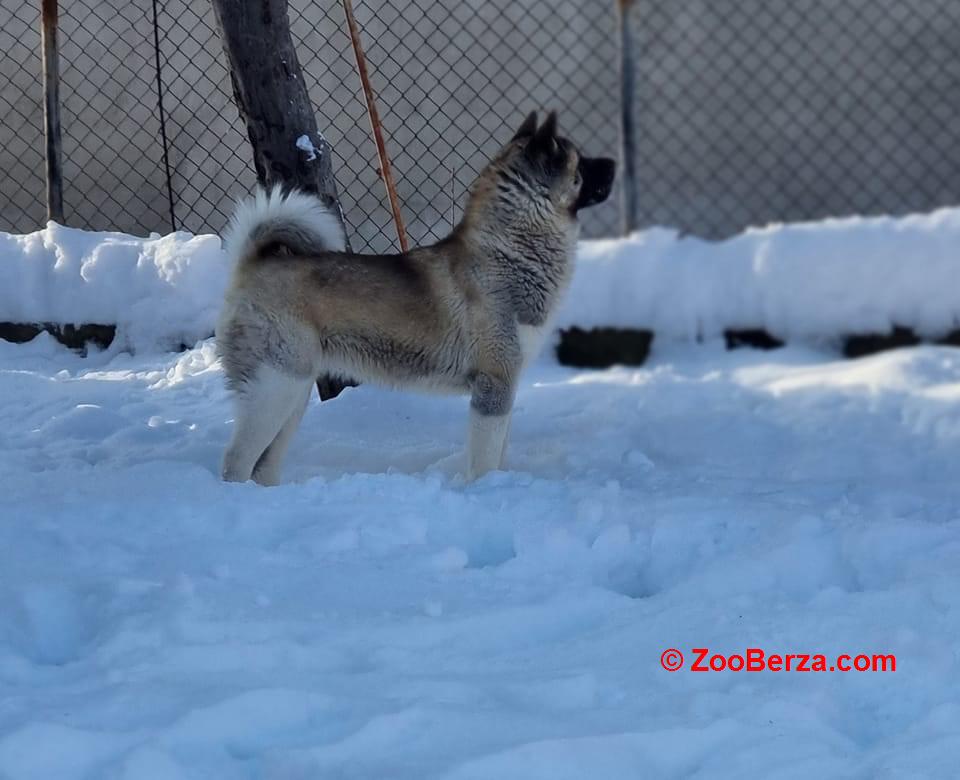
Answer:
xmin=223 ymin=185 xmax=346 ymax=265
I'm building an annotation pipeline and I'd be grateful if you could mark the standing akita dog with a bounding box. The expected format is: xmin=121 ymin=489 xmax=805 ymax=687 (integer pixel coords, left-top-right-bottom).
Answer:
xmin=217 ymin=111 xmax=615 ymax=485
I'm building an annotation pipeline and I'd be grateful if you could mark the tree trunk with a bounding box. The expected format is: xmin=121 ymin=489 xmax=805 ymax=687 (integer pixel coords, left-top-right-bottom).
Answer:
xmin=210 ymin=0 xmax=354 ymax=400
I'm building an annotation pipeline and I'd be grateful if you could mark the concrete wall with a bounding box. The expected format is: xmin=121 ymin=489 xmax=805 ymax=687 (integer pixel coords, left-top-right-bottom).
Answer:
xmin=628 ymin=0 xmax=960 ymax=236
xmin=0 ymin=2 xmax=173 ymax=234
xmin=0 ymin=3 xmax=46 ymax=231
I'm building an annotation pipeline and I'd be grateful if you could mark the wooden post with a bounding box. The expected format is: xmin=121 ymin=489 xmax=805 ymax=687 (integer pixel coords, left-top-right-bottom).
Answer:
xmin=40 ymin=0 xmax=64 ymax=223
xmin=618 ymin=0 xmax=638 ymax=235
xmin=210 ymin=0 xmax=354 ymax=401
xmin=341 ymin=0 xmax=409 ymax=252
xmin=209 ymin=0 xmax=348 ymax=224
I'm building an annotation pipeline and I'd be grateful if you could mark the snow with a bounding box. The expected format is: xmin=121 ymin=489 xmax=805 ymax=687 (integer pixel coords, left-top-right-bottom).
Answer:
xmin=562 ymin=207 xmax=960 ymax=339
xmin=1 ymin=212 xmax=960 ymax=776
xmin=0 ymin=223 xmax=227 ymax=352
xmin=296 ymin=134 xmax=319 ymax=161
xmin=3 ymin=206 xmax=960 ymax=355
xmin=1 ymin=331 xmax=959 ymax=778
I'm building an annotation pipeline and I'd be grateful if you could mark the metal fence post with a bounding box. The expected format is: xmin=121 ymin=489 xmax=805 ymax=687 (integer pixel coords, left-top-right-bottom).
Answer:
xmin=618 ymin=0 xmax=638 ymax=235
xmin=40 ymin=0 xmax=64 ymax=223
xmin=150 ymin=0 xmax=177 ymax=232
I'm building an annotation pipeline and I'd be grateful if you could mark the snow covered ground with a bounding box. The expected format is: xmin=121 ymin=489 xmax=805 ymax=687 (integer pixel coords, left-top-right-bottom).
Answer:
xmin=1 ymin=208 xmax=959 ymax=778
xmin=1 ymin=330 xmax=959 ymax=778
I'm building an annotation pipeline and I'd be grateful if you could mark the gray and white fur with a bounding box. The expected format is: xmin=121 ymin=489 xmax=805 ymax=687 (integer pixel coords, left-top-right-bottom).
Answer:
xmin=216 ymin=111 xmax=615 ymax=485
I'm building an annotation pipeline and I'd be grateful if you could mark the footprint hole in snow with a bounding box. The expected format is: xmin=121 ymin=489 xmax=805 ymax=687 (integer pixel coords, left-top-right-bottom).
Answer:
xmin=600 ymin=564 xmax=659 ymax=599
xmin=463 ymin=536 xmax=518 ymax=569
xmin=8 ymin=584 xmax=103 ymax=666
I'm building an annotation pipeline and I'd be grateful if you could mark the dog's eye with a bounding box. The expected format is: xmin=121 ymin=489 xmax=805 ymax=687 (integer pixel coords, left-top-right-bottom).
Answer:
xmin=573 ymin=172 xmax=582 ymax=187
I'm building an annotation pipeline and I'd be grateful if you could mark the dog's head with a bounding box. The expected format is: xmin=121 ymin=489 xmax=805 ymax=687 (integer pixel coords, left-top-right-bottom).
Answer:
xmin=494 ymin=110 xmax=616 ymax=218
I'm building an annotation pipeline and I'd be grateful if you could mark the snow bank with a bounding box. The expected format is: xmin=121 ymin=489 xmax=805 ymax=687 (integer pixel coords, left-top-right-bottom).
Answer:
xmin=562 ymin=208 xmax=960 ymax=339
xmin=0 ymin=222 xmax=228 ymax=351
xmin=2 ymin=208 xmax=959 ymax=353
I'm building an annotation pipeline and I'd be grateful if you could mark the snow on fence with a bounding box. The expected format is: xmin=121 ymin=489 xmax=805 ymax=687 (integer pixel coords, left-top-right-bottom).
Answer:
xmin=2 ymin=207 xmax=959 ymax=360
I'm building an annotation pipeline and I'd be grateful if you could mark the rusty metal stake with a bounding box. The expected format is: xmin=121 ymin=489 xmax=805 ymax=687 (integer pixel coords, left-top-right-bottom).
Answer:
xmin=341 ymin=0 xmax=409 ymax=252
xmin=40 ymin=0 xmax=64 ymax=223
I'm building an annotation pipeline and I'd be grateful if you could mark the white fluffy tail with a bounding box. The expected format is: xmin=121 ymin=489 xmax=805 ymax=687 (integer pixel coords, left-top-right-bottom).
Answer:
xmin=222 ymin=185 xmax=346 ymax=265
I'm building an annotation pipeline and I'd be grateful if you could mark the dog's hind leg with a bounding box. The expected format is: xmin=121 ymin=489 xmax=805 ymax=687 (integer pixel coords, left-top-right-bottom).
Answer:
xmin=222 ymin=366 xmax=312 ymax=484
xmin=251 ymin=385 xmax=311 ymax=486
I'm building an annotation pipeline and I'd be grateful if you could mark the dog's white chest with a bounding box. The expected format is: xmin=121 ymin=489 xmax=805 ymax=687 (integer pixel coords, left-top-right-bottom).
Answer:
xmin=518 ymin=323 xmax=548 ymax=369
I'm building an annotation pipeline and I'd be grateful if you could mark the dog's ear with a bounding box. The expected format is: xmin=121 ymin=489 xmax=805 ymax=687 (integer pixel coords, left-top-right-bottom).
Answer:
xmin=512 ymin=111 xmax=538 ymax=142
xmin=526 ymin=110 xmax=559 ymax=159
xmin=533 ymin=111 xmax=558 ymax=143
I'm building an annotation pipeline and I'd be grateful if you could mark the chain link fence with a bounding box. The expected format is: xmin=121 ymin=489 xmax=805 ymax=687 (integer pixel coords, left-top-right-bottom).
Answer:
xmin=2 ymin=0 xmax=960 ymax=249
xmin=629 ymin=0 xmax=960 ymax=238
xmin=0 ymin=0 xmax=620 ymax=251
xmin=0 ymin=2 xmax=46 ymax=230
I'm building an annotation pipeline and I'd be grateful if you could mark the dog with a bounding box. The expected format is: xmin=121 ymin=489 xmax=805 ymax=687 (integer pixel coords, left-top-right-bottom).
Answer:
xmin=216 ymin=111 xmax=615 ymax=485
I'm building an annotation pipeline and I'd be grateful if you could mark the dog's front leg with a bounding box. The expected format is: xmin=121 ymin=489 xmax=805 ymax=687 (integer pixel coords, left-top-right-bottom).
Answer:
xmin=467 ymin=372 xmax=514 ymax=480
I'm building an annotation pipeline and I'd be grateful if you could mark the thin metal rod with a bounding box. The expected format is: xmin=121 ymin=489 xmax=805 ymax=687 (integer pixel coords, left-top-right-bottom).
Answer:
xmin=341 ymin=0 xmax=409 ymax=252
xmin=618 ymin=0 xmax=638 ymax=235
xmin=40 ymin=0 xmax=64 ymax=223
xmin=151 ymin=0 xmax=176 ymax=232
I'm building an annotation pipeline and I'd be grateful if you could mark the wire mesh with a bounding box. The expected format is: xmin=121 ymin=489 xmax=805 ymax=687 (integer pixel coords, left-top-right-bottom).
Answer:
xmin=1 ymin=0 xmax=620 ymax=248
xmin=629 ymin=0 xmax=960 ymax=237
xmin=2 ymin=0 xmax=960 ymax=248
xmin=0 ymin=2 xmax=46 ymax=231
xmin=155 ymin=0 xmax=255 ymax=235
xmin=57 ymin=0 xmax=171 ymax=234
xmin=291 ymin=0 xmax=622 ymax=251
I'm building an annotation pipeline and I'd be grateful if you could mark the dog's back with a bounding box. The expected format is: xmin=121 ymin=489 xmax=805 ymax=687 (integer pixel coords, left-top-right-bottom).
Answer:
xmin=218 ymin=192 xmax=474 ymax=396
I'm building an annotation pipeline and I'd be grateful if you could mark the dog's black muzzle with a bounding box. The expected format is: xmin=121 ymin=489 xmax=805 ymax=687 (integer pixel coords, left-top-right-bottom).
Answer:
xmin=574 ymin=157 xmax=616 ymax=212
